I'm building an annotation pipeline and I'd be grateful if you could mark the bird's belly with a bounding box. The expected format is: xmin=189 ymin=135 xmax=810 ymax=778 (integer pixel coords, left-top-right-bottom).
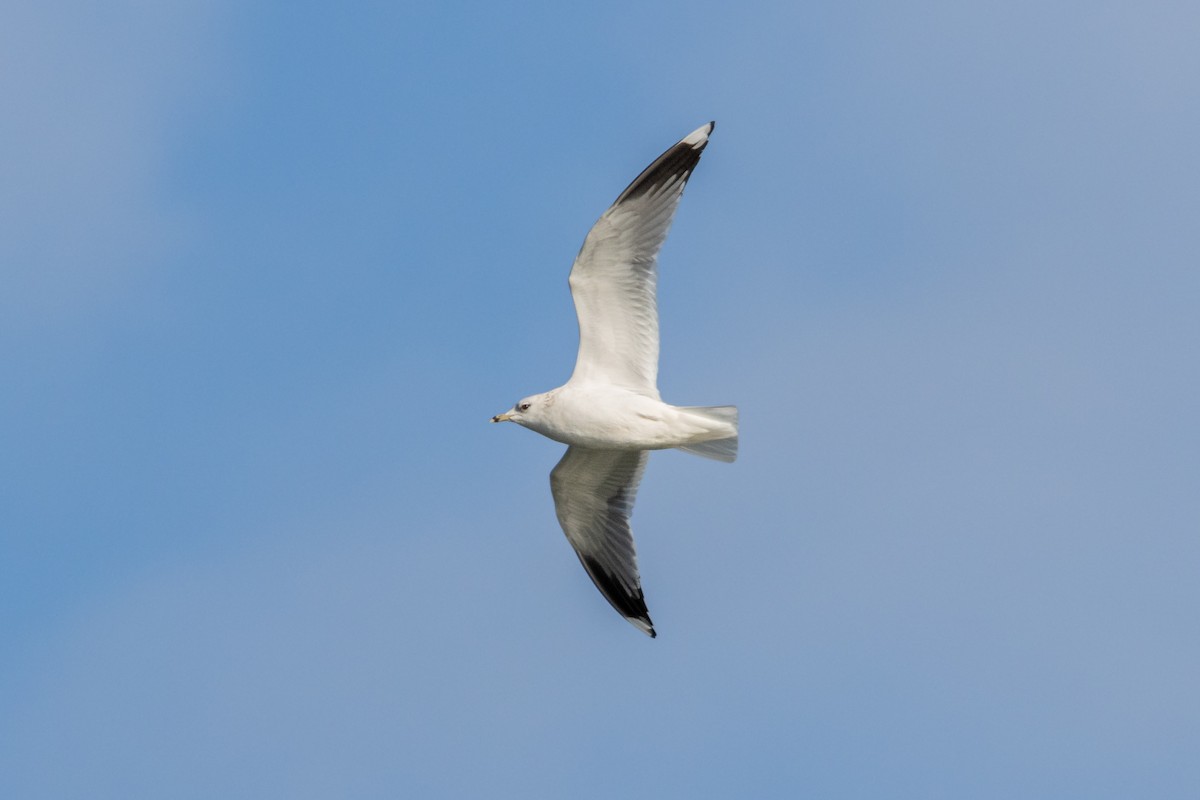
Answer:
xmin=541 ymin=395 xmax=698 ymax=450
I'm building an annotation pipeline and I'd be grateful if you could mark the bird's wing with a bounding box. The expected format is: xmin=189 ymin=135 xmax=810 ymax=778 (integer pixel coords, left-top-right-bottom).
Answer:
xmin=549 ymin=446 xmax=655 ymax=637
xmin=567 ymin=122 xmax=714 ymax=394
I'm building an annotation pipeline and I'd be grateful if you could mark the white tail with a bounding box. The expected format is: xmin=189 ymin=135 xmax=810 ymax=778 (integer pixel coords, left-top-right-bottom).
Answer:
xmin=676 ymin=405 xmax=738 ymax=463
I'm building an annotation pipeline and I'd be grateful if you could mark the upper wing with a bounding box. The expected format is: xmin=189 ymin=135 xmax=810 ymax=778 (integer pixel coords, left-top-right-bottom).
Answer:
xmin=549 ymin=446 xmax=655 ymax=637
xmin=567 ymin=122 xmax=715 ymax=393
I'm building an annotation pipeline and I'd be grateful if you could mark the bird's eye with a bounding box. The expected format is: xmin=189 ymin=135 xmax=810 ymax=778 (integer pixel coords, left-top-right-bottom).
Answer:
xmin=518 ymin=402 xmax=531 ymax=412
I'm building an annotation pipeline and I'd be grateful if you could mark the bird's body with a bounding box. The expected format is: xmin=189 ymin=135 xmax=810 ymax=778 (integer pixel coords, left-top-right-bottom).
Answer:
xmin=493 ymin=121 xmax=736 ymax=637
xmin=509 ymin=384 xmax=737 ymax=454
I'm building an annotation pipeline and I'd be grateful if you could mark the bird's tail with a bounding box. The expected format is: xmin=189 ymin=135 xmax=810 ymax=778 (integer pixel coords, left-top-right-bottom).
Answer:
xmin=676 ymin=405 xmax=738 ymax=463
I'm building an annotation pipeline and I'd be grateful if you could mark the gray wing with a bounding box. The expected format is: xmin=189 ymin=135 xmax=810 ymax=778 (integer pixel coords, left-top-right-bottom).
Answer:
xmin=567 ymin=122 xmax=714 ymax=394
xmin=549 ymin=446 xmax=655 ymax=637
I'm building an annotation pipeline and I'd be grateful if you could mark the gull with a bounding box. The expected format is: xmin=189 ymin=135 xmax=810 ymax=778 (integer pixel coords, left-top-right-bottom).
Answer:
xmin=492 ymin=121 xmax=737 ymax=637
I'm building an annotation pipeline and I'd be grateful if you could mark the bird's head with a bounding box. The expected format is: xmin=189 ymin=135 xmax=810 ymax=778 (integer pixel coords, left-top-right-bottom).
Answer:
xmin=491 ymin=392 xmax=550 ymax=427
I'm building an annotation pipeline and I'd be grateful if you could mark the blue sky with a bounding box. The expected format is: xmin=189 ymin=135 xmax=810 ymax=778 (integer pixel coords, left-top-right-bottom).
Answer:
xmin=3 ymin=1 xmax=1198 ymax=797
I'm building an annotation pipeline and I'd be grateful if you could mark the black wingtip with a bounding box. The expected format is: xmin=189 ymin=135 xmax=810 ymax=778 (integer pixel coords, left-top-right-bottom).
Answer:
xmin=577 ymin=553 xmax=658 ymax=637
xmin=612 ymin=123 xmax=714 ymax=205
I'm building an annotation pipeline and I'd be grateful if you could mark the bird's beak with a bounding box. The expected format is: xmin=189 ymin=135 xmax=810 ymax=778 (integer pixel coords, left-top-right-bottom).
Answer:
xmin=491 ymin=412 xmax=513 ymax=423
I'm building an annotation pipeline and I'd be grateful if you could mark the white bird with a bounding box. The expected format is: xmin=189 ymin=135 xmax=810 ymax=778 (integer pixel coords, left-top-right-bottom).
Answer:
xmin=492 ymin=122 xmax=737 ymax=637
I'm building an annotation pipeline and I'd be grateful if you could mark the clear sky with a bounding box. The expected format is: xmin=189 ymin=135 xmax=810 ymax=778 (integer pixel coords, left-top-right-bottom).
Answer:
xmin=3 ymin=1 xmax=1198 ymax=797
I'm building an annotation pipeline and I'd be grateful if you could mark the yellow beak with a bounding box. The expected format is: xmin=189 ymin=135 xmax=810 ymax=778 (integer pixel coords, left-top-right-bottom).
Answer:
xmin=491 ymin=412 xmax=513 ymax=423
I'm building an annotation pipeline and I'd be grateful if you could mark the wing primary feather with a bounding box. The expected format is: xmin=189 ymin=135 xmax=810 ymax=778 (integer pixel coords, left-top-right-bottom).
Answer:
xmin=612 ymin=121 xmax=714 ymax=206
xmin=576 ymin=553 xmax=656 ymax=638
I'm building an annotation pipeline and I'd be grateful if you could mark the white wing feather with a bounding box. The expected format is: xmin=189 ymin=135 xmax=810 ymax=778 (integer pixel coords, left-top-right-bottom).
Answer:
xmin=567 ymin=122 xmax=714 ymax=394
xmin=550 ymin=446 xmax=655 ymax=637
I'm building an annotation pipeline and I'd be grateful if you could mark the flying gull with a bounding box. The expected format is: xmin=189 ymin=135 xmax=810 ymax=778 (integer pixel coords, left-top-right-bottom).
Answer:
xmin=492 ymin=122 xmax=737 ymax=637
